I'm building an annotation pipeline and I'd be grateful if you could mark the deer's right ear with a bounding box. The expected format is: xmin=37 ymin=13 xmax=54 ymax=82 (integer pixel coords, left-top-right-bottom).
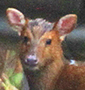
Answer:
xmin=6 ymin=8 xmax=26 ymax=31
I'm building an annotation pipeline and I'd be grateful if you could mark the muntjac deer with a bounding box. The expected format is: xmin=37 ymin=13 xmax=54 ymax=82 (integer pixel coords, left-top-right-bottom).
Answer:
xmin=6 ymin=8 xmax=85 ymax=90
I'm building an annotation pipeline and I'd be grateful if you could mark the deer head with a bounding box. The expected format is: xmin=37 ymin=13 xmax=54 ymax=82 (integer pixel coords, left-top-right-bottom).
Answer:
xmin=6 ymin=8 xmax=77 ymax=71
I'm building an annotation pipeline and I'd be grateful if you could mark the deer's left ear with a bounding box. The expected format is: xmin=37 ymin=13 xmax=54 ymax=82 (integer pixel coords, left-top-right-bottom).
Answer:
xmin=53 ymin=14 xmax=77 ymax=41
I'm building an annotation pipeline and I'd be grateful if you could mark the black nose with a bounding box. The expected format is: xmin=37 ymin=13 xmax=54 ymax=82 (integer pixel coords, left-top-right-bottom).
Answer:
xmin=25 ymin=55 xmax=38 ymax=66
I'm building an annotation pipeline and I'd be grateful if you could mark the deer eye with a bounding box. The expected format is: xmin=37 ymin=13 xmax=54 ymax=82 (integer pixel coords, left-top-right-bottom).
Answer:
xmin=46 ymin=39 xmax=52 ymax=45
xmin=23 ymin=36 xmax=29 ymax=43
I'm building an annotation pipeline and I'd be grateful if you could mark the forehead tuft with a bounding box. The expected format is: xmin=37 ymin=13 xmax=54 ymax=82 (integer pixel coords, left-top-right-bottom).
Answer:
xmin=28 ymin=18 xmax=54 ymax=39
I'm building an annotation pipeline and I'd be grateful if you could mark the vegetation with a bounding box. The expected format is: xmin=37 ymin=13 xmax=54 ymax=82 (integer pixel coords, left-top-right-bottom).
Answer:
xmin=0 ymin=50 xmax=23 ymax=90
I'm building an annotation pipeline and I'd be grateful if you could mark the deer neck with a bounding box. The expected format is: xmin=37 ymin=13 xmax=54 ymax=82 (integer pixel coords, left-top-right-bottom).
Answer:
xmin=24 ymin=58 xmax=64 ymax=90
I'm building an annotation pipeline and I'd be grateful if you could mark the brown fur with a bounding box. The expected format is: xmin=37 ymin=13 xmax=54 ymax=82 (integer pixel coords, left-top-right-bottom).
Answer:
xmin=57 ymin=65 xmax=85 ymax=90
xmin=22 ymin=30 xmax=64 ymax=90
xmin=20 ymin=25 xmax=85 ymax=90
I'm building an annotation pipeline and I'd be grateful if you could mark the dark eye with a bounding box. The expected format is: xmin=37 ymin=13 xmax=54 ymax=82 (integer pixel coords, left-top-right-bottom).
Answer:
xmin=23 ymin=36 xmax=29 ymax=43
xmin=46 ymin=39 xmax=52 ymax=45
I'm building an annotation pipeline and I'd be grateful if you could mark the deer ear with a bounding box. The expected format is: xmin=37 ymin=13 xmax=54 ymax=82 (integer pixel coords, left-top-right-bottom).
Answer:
xmin=6 ymin=8 xmax=26 ymax=28
xmin=53 ymin=14 xmax=77 ymax=41
xmin=6 ymin=8 xmax=27 ymax=35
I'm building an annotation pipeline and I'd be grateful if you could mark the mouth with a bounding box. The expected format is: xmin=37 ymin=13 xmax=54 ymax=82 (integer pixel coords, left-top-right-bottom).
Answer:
xmin=24 ymin=61 xmax=40 ymax=71
xmin=27 ymin=65 xmax=39 ymax=71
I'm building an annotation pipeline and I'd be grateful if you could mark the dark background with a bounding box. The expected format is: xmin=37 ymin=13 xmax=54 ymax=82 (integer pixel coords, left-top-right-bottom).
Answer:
xmin=0 ymin=0 xmax=85 ymax=61
xmin=0 ymin=0 xmax=85 ymax=21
